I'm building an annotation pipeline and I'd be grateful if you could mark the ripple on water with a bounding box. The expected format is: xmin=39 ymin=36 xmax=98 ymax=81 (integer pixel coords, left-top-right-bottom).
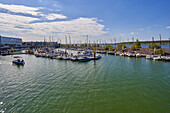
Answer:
xmin=0 ymin=54 xmax=170 ymax=112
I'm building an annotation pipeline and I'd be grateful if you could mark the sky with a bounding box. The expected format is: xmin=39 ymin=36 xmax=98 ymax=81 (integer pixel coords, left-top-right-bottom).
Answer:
xmin=0 ymin=0 xmax=170 ymax=43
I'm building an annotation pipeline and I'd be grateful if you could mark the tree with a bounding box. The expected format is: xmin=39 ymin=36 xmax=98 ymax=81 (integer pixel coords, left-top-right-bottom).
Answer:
xmin=156 ymin=48 xmax=164 ymax=55
xmin=22 ymin=42 xmax=27 ymax=45
xmin=149 ymin=44 xmax=161 ymax=49
xmin=135 ymin=39 xmax=141 ymax=48
xmin=92 ymin=44 xmax=96 ymax=47
xmin=116 ymin=44 xmax=122 ymax=50
xmin=103 ymin=45 xmax=108 ymax=50
xmin=122 ymin=44 xmax=126 ymax=50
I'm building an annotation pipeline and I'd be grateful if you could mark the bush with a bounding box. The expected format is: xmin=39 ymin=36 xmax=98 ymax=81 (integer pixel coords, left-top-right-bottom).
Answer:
xmin=130 ymin=45 xmax=136 ymax=51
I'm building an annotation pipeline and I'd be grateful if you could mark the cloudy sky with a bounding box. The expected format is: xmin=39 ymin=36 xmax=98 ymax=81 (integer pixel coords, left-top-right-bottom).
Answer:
xmin=0 ymin=0 xmax=170 ymax=43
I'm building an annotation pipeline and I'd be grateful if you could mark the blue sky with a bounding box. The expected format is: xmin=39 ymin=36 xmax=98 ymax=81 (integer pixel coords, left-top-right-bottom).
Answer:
xmin=0 ymin=0 xmax=169 ymax=43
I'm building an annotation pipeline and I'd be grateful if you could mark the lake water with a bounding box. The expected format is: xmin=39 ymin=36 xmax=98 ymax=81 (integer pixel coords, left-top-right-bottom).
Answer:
xmin=0 ymin=54 xmax=169 ymax=113
xmin=99 ymin=44 xmax=170 ymax=49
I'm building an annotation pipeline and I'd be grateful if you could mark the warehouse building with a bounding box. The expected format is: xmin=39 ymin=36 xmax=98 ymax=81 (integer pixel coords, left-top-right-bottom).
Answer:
xmin=0 ymin=36 xmax=22 ymax=47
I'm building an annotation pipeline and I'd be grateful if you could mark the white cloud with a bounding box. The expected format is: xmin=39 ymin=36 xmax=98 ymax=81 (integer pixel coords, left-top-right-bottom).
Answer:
xmin=0 ymin=12 xmax=107 ymax=41
xmin=130 ymin=32 xmax=135 ymax=35
xmin=29 ymin=17 xmax=107 ymax=37
xmin=44 ymin=13 xmax=67 ymax=20
xmin=0 ymin=3 xmax=42 ymax=16
xmin=0 ymin=3 xmax=66 ymax=20
xmin=0 ymin=13 xmax=39 ymax=31
xmin=166 ymin=26 xmax=170 ymax=29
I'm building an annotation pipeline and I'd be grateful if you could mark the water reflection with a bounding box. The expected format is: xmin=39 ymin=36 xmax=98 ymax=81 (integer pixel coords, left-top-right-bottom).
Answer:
xmin=12 ymin=64 xmax=24 ymax=68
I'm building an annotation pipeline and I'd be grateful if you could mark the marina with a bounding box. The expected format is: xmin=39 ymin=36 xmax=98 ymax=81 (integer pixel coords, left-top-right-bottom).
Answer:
xmin=0 ymin=52 xmax=169 ymax=112
xmin=0 ymin=0 xmax=170 ymax=112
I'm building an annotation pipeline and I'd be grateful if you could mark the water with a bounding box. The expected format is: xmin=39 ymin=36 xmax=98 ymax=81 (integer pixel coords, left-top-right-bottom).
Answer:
xmin=0 ymin=54 xmax=169 ymax=113
xmin=99 ymin=44 xmax=170 ymax=49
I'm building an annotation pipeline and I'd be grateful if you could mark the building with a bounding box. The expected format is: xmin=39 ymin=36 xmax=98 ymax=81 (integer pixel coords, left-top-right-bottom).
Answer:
xmin=0 ymin=36 xmax=22 ymax=46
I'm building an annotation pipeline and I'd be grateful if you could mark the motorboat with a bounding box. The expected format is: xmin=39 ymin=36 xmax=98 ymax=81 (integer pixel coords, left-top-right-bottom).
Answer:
xmin=128 ymin=53 xmax=135 ymax=57
xmin=57 ymin=55 xmax=63 ymax=60
xmin=35 ymin=53 xmax=41 ymax=57
xmin=41 ymin=53 xmax=46 ymax=57
xmin=12 ymin=56 xmax=25 ymax=65
xmin=136 ymin=53 xmax=141 ymax=57
xmin=153 ymin=56 xmax=162 ymax=61
xmin=120 ymin=53 xmax=125 ymax=56
xmin=115 ymin=52 xmax=120 ymax=56
xmin=88 ymin=55 xmax=102 ymax=60
xmin=71 ymin=56 xmax=78 ymax=61
xmin=78 ymin=56 xmax=91 ymax=62
xmin=162 ymin=57 xmax=170 ymax=61
xmin=164 ymin=58 xmax=170 ymax=61
xmin=146 ymin=55 xmax=157 ymax=60
xmin=63 ymin=55 xmax=70 ymax=60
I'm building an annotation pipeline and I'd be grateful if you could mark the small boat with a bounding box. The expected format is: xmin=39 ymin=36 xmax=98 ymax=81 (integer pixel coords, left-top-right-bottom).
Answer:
xmin=136 ymin=53 xmax=141 ymax=57
xmin=41 ymin=53 xmax=46 ymax=57
xmin=78 ymin=57 xmax=91 ymax=62
xmin=63 ymin=55 xmax=70 ymax=60
xmin=57 ymin=55 xmax=63 ymax=60
xmin=146 ymin=55 xmax=157 ymax=60
xmin=115 ymin=52 xmax=120 ymax=56
xmin=35 ymin=53 xmax=41 ymax=57
xmin=71 ymin=56 xmax=78 ymax=61
xmin=108 ymin=51 xmax=115 ymax=55
xmin=120 ymin=53 xmax=125 ymax=56
xmin=13 ymin=56 xmax=21 ymax=58
xmin=163 ymin=57 xmax=170 ymax=61
xmin=88 ymin=55 xmax=102 ymax=60
xmin=100 ymin=51 xmax=107 ymax=54
xmin=128 ymin=53 xmax=135 ymax=57
xmin=12 ymin=57 xmax=25 ymax=65
xmin=153 ymin=56 xmax=162 ymax=61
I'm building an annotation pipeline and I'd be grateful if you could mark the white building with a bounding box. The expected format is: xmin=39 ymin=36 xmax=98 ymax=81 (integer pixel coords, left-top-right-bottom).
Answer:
xmin=0 ymin=36 xmax=22 ymax=46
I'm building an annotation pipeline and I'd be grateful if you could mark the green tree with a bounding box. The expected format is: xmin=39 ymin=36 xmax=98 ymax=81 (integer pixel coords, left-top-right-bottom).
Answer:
xmin=122 ymin=44 xmax=126 ymax=50
xmin=92 ymin=44 xmax=96 ymax=47
xmin=149 ymin=44 xmax=161 ymax=49
xmin=116 ymin=44 xmax=122 ymax=50
xmin=103 ymin=45 xmax=108 ymax=50
xmin=135 ymin=39 xmax=141 ymax=48
xmin=22 ymin=42 xmax=27 ymax=45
